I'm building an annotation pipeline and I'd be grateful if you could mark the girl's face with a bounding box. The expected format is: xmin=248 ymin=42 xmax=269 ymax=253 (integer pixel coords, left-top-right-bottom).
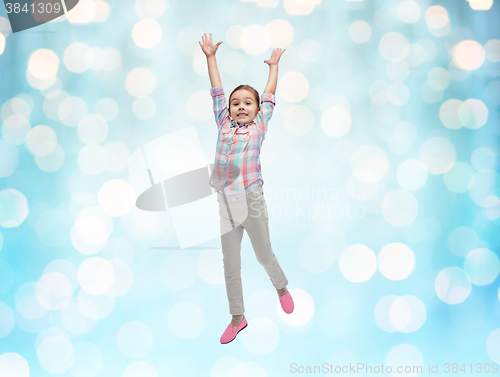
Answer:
xmin=229 ymin=89 xmax=260 ymax=124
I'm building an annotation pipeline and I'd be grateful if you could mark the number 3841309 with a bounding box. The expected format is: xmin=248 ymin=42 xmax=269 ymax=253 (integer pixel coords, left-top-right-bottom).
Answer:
xmin=5 ymin=2 xmax=62 ymax=13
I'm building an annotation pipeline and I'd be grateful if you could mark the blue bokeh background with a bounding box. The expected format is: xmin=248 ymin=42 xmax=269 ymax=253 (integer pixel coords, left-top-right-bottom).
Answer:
xmin=0 ymin=0 xmax=499 ymax=375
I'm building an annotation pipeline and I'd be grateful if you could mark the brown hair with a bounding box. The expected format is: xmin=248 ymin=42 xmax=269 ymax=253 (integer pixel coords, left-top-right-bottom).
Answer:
xmin=228 ymin=85 xmax=260 ymax=112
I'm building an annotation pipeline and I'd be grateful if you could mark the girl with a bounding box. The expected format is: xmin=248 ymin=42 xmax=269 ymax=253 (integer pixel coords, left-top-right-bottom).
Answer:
xmin=199 ymin=33 xmax=294 ymax=345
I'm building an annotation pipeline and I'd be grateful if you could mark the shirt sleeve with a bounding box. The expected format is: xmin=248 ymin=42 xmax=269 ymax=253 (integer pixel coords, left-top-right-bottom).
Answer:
xmin=210 ymin=86 xmax=231 ymax=132
xmin=255 ymin=93 xmax=276 ymax=134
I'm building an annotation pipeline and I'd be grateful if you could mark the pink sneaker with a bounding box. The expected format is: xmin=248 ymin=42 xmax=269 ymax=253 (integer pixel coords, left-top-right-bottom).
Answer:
xmin=220 ymin=316 xmax=248 ymax=344
xmin=279 ymin=292 xmax=294 ymax=314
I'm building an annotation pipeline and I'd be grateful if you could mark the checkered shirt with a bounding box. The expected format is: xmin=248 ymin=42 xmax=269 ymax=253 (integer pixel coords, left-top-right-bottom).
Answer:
xmin=209 ymin=86 xmax=276 ymax=192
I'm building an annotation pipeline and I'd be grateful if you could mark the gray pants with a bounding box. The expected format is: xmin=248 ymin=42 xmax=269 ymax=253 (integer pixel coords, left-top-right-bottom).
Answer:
xmin=217 ymin=185 xmax=289 ymax=315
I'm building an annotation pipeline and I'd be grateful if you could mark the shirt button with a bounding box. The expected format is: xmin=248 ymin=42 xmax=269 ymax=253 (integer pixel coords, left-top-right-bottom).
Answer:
xmin=232 ymin=197 xmax=236 ymax=201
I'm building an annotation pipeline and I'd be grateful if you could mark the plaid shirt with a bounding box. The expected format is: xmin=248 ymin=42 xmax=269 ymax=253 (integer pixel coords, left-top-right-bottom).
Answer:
xmin=209 ymin=86 xmax=276 ymax=192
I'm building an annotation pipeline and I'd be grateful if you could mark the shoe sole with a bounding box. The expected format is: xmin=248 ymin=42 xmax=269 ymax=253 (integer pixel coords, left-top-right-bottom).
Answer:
xmin=220 ymin=323 xmax=248 ymax=344
xmin=281 ymin=304 xmax=294 ymax=314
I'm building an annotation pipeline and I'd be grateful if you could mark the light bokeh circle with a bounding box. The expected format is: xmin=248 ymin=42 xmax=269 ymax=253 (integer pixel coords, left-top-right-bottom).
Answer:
xmin=419 ymin=136 xmax=456 ymax=174
xmin=339 ymin=244 xmax=377 ymax=282
xmin=0 ymin=353 xmax=30 ymax=377
xmin=351 ymin=145 xmax=389 ymax=183
xmin=321 ymin=106 xmax=351 ymax=137
xmin=36 ymin=335 xmax=75 ymax=373
xmin=377 ymin=243 xmax=415 ymax=280
xmin=279 ymin=72 xmax=309 ymax=103
xmin=132 ymin=19 xmax=162 ymax=49
xmin=443 ymin=162 xmax=475 ymax=193
xmin=0 ymin=189 xmax=29 ymax=228
xmin=381 ymin=190 xmax=418 ymax=227
xmin=386 ymin=344 xmax=424 ymax=373
xmin=349 ymin=21 xmax=371 ymax=44
xmin=26 ymin=125 xmax=57 ymax=157
xmin=379 ymin=32 xmax=410 ymax=62
xmin=78 ymin=114 xmax=108 ymax=144
xmin=464 ymin=248 xmax=500 ymax=285
xmin=375 ymin=295 xmax=426 ymax=333
xmin=125 ymin=67 xmax=156 ymax=98
xmin=98 ymin=179 xmax=135 ymax=217
xmin=240 ymin=24 xmax=271 ymax=55
xmin=486 ymin=329 xmax=500 ymax=363
xmin=28 ymin=49 xmax=59 ymax=80
xmin=447 ymin=226 xmax=480 ymax=258
xmin=452 ymin=40 xmax=485 ymax=70
xmin=397 ymin=0 xmax=421 ymax=23
xmin=435 ymin=266 xmax=472 ymax=304
xmin=78 ymin=257 xmax=115 ymax=295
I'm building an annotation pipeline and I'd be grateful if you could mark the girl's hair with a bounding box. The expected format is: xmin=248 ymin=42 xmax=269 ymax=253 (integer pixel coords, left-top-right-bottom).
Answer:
xmin=228 ymin=85 xmax=260 ymax=110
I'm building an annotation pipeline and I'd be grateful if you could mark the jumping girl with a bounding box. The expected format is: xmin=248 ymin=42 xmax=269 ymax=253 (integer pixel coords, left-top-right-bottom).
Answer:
xmin=199 ymin=33 xmax=294 ymax=345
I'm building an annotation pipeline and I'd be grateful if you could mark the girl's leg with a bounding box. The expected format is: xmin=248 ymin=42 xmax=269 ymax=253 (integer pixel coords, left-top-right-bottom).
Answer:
xmin=218 ymin=192 xmax=246 ymax=316
xmin=220 ymin=224 xmax=245 ymax=315
xmin=243 ymin=187 xmax=289 ymax=291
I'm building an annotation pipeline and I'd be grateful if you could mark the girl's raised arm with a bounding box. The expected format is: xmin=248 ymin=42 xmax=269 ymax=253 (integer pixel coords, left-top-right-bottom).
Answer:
xmin=199 ymin=33 xmax=223 ymax=88
xmin=263 ymin=48 xmax=285 ymax=94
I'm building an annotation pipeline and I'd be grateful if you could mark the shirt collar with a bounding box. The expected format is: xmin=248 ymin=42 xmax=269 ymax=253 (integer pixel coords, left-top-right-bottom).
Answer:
xmin=231 ymin=120 xmax=255 ymax=128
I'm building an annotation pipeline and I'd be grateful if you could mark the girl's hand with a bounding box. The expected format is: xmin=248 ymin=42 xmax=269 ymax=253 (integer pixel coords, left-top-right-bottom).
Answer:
xmin=199 ymin=33 xmax=223 ymax=57
xmin=264 ymin=48 xmax=286 ymax=66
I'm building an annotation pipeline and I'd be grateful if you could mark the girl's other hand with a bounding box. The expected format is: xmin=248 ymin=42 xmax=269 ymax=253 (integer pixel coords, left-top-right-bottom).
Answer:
xmin=199 ymin=33 xmax=223 ymax=57
xmin=264 ymin=48 xmax=286 ymax=66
